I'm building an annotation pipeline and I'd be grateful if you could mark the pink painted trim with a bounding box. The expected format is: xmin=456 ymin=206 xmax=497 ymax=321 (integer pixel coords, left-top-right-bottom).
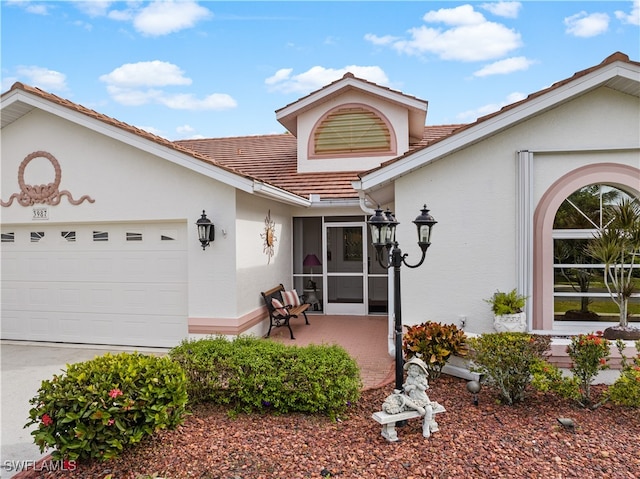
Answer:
xmin=307 ymin=103 xmax=397 ymax=159
xmin=533 ymin=162 xmax=640 ymax=330
xmin=549 ymin=342 xmax=636 ymax=370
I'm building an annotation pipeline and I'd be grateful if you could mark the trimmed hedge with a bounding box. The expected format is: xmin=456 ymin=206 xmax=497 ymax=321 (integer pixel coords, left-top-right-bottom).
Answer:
xmin=170 ymin=336 xmax=361 ymax=418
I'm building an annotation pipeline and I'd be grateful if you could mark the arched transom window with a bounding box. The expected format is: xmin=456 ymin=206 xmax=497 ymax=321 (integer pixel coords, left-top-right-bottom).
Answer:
xmin=313 ymin=106 xmax=392 ymax=156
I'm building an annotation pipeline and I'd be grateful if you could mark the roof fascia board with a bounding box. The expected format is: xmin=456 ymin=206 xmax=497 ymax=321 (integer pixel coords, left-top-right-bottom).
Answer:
xmin=253 ymin=182 xmax=311 ymax=206
xmin=2 ymin=90 xmax=256 ymax=193
xmin=359 ymin=61 xmax=639 ymax=192
xmin=276 ymin=77 xmax=427 ymax=121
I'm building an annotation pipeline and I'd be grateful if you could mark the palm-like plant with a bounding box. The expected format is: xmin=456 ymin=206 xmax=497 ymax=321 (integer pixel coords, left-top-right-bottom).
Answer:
xmin=585 ymin=198 xmax=640 ymax=331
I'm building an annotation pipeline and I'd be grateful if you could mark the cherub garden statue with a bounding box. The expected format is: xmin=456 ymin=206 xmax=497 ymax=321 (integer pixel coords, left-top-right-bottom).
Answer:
xmin=380 ymin=357 xmax=443 ymax=438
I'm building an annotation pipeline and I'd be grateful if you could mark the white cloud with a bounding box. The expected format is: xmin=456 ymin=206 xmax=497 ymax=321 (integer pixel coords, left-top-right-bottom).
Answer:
xmin=480 ymin=2 xmax=522 ymax=19
xmin=105 ymin=85 xmax=162 ymax=106
xmin=100 ymin=61 xmax=192 ymax=88
xmin=564 ymin=12 xmax=610 ymax=38
xmin=473 ymin=56 xmax=536 ymax=77
xmin=73 ymin=20 xmax=93 ymax=31
xmin=457 ymin=91 xmax=526 ymax=122
xmin=74 ymin=1 xmax=113 ymax=17
xmin=158 ymin=93 xmax=237 ymax=110
xmin=100 ymin=61 xmax=236 ymax=111
xmin=265 ymin=68 xmax=294 ymax=86
xmin=423 ymin=4 xmax=486 ymax=26
xmin=615 ymin=0 xmax=640 ymax=26
xmin=6 ymin=1 xmax=51 ymax=15
xmin=1 ymin=76 xmax=19 ymax=92
xmin=366 ymin=4 xmax=522 ymax=62
xmin=363 ymin=33 xmax=398 ymax=46
xmin=133 ymin=0 xmax=212 ymax=36
xmin=108 ymin=8 xmax=134 ymax=22
xmin=176 ymin=124 xmax=195 ymax=135
xmin=265 ymin=65 xmax=389 ymax=94
xmin=15 ymin=66 xmax=68 ymax=92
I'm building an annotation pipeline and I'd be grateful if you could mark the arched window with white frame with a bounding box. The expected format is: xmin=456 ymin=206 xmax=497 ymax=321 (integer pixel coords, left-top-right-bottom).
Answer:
xmin=553 ymin=184 xmax=639 ymax=324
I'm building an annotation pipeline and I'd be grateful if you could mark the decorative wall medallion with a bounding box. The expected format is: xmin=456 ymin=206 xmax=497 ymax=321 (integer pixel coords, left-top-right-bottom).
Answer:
xmin=260 ymin=210 xmax=277 ymax=263
xmin=1 ymin=151 xmax=95 ymax=207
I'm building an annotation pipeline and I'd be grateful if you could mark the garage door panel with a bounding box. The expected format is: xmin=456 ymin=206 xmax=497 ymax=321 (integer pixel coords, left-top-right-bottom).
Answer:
xmin=1 ymin=222 xmax=188 ymax=347
xmin=3 ymin=281 xmax=186 ymax=315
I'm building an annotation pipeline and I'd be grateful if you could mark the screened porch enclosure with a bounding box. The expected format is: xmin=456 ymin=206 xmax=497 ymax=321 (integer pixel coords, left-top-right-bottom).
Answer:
xmin=293 ymin=216 xmax=388 ymax=315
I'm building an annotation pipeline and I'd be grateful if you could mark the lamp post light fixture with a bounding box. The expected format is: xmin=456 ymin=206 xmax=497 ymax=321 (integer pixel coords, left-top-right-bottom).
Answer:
xmin=367 ymin=204 xmax=437 ymax=392
xmin=196 ymin=210 xmax=215 ymax=250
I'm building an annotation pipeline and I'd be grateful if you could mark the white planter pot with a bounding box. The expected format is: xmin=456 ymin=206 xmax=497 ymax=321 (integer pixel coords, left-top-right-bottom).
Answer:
xmin=493 ymin=312 xmax=527 ymax=333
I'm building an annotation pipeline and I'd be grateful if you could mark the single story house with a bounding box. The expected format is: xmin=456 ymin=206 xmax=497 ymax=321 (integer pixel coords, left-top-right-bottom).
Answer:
xmin=2 ymin=52 xmax=639 ymax=363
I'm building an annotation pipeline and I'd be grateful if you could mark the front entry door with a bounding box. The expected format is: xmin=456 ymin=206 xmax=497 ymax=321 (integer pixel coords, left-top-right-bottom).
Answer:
xmin=323 ymin=223 xmax=366 ymax=315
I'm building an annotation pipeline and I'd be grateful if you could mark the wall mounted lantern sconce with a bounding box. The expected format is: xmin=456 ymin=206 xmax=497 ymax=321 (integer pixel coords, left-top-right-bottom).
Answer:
xmin=196 ymin=210 xmax=215 ymax=250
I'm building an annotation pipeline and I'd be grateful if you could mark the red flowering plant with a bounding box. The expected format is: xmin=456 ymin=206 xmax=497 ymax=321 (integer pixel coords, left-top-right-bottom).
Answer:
xmin=532 ymin=331 xmax=610 ymax=409
xmin=25 ymin=352 xmax=188 ymax=462
xmin=566 ymin=331 xmax=611 ymax=406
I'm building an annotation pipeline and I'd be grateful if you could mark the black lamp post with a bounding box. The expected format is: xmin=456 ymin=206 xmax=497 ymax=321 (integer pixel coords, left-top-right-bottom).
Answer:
xmin=367 ymin=205 xmax=437 ymax=391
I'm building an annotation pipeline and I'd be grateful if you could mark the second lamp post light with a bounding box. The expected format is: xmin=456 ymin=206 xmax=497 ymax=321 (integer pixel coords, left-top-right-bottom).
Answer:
xmin=367 ymin=204 xmax=437 ymax=391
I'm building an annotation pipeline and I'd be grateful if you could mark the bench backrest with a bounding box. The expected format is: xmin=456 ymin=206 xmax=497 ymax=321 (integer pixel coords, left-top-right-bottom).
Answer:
xmin=261 ymin=284 xmax=287 ymax=317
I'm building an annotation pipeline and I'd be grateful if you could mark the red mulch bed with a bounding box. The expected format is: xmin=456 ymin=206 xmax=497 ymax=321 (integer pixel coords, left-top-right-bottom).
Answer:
xmin=20 ymin=376 xmax=640 ymax=479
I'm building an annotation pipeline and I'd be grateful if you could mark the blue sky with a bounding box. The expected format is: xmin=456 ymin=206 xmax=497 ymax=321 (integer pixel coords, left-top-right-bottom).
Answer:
xmin=2 ymin=1 xmax=639 ymax=140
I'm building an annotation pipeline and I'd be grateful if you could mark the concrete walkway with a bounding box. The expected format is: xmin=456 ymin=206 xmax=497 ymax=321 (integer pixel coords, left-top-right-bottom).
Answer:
xmin=0 ymin=342 xmax=166 ymax=479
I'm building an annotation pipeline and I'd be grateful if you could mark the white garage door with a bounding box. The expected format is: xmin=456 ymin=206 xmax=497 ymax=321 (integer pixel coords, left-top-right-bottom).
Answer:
xmin=1 ymin=222 xmax=188 ymax=347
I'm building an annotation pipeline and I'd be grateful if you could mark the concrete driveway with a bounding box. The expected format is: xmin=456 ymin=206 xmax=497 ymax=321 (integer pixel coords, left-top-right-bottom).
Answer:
xmin=0 ymin=341 xmax=167 ymax=479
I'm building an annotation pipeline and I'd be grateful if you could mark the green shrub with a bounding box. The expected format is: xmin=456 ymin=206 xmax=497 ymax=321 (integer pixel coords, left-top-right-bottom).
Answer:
xmin=468 ymin=332 xmax=551 ymax=405
xmin=402 ymin=321 xmax=468 ymax=380
xmin=608 ymin=339 xmax=640 ymax=407
xmin=25 ymin=352 xmax=188 ymax=461
xmin=170 ymin=336 xmax=361 ymax=418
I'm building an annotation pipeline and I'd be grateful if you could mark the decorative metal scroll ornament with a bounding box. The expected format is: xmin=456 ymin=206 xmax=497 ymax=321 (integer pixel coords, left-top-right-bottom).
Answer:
xmin=1 ymin=151 xmax=95 ymax=207
xmin=260 ymin=210 xmax=277 ymax=263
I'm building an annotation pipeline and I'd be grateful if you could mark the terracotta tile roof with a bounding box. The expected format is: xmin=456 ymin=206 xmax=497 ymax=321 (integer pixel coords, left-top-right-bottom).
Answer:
xmin=2 ymin=82 xmax=255 ymax=182
xmin=2 ymin=81 xmax=461 ymax=201
xmin=175 ymin=125 xmax=463 ymax=200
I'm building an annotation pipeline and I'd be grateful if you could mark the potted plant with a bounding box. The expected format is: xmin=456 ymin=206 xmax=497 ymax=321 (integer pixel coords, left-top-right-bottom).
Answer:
xmin=485 ymin=289 xmax=527 ymax=332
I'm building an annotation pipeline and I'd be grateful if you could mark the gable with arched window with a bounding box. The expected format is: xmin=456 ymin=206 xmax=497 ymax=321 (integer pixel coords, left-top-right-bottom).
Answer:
xmin=310 ymin=104 xmax=396 ymax=158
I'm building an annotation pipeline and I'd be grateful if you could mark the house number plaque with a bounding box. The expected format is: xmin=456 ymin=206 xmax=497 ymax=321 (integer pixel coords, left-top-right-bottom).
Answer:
xmin=32 ymin=206 xmax=49 ymax=220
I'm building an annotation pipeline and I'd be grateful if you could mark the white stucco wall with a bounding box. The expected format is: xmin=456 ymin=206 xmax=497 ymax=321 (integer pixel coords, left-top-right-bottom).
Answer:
xmin=235 ymin=192 xmax=295 ymax=316
xmin=1 ymin=109 xmax=239 ymax=321
xmin=295 ymin=90 xmax=411 ymax=173
xmin=393 ymin=86 xmax=640 ymax=334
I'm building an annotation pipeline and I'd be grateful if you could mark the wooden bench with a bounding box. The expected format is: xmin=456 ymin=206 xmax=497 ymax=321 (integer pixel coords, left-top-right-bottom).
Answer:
xmin=372 ymin=402 xmax=445 ymax=442
xmin=261 ymin=284 xmax=310 ymax=339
